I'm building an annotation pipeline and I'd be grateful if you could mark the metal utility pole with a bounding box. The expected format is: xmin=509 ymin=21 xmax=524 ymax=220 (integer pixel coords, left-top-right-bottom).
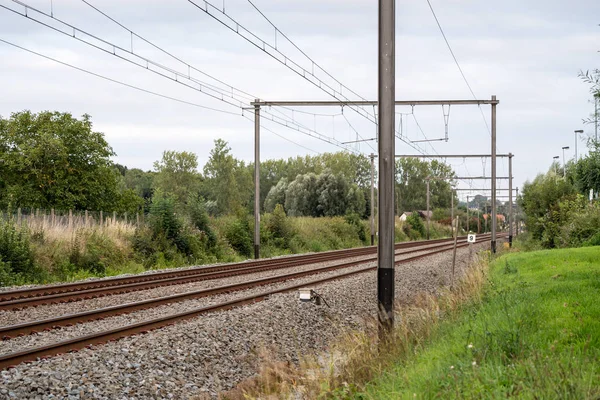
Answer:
xmin=491 ymin=95 xmax=497 ymax=253
xmin=575 ymin=130 xmax=583 ymax=162
xmin=466 ymin=195 xmax=470 ymax=233
xmin=370 ymin=153 xmax=376 ymax=246
xmin=377 ymin=0 xmax=395 ymax=331
xmin=451 ymin=188 xmax=454 ymax=232
xmin=515 ymin=188 xmax=519 ymax=236
xmin=508 ymin=153 xmax=513 ymax=247
xmin=254 ymin=101 xmax=261 ymax=259
xmin=562 ymin=146 xmax=569 ymax=178
xmin=426 ymin=178 xmax=431 ymax=240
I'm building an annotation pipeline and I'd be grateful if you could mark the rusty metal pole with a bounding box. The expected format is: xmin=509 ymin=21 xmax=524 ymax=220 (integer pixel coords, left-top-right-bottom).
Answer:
xmin=254 ymin=101 xmax=261 ymax=259
xmin=377 ymin=0 xmax=395 ymax=332
xmin=370 ymin=153 xmax=376 ymax=246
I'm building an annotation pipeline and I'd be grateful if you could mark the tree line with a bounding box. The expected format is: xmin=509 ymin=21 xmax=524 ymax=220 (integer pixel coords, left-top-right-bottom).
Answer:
xmin=0 ymin=110 xmax=460 ymax=219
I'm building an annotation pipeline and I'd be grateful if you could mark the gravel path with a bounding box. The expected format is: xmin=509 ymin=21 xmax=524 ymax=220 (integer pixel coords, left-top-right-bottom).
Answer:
xmin=0 ymin=242 xmax=451 ymax=327
xmin=0 ymin=242 xmax=489 ymax=399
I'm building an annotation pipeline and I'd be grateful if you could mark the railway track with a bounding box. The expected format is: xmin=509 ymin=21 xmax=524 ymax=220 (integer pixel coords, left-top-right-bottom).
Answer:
xmin=0 ymin=235 xmax=479 ymax=310
xmin=0 ymin=234 xmax=500 ymax=369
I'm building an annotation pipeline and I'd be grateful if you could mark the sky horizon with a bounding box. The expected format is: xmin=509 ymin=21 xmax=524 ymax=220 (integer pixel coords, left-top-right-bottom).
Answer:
xmin=1 ymin=0 xmax=598 ymax=200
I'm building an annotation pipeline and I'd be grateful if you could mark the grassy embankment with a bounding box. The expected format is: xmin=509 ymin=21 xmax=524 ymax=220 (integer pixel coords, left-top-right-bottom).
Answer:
xmin=0 ymin=213 xmax=452 ymax=286
xmin=347 ymin=246 xmax=600 ymax=399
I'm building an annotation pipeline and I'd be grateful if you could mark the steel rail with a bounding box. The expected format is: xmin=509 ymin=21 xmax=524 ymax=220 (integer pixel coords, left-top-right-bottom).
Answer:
xmin=0 ymin=238 xmax=493 ymax=338
xmin=0 ymin=236 xmax=469 ymax=303
xmin=0 ymin=236 xmax=502 ymax=370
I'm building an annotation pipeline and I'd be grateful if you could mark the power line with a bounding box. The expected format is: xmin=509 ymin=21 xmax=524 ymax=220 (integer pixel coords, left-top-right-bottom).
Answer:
xmin=3 ymin=1 xmax=355 ymax=152
xmin=0 ymin=38 xmax=240 ymax=116
xmin=0 ymin=37 xmax=324 ymax=155
xmin=1 ymin=2 xmax=244 ymax=108
xmin=425 ymin=0 xmax=491 ymax=135
xmin=244 ymin=0 xmax=371 ymax=112
xmin=79 ymin=0 xmax=256 ymax=103
xmin=185 ymin=0 xmax=377 ymax=125
xmin=186 ymin=0 xmax=442 ymax=156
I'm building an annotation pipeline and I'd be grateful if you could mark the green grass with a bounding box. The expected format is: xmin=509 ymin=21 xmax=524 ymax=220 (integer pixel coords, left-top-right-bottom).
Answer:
xmin=354 ymin=247 xmax=600 ymax=399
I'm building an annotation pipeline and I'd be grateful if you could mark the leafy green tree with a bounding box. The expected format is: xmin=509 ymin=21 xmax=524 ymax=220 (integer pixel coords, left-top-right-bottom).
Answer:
xmin=0 ymin=111 xmax=125 ymax=211
xmin=124 ymin=168 xmax=155 ymax=201
xmin=264 ymin=178 xmax=288 ymax=212
xmin=316 ymin=170 xmax=349 ymax=217
xmin=395 ymin=158 xmax=455 ymax=213
xmin=153 ymin=150 xmax=200 ymax=208
xmin=202 ymin=139 xmax=251 ymax=215
xmin=346 ymin=184 xmax=367 ymax=217
xmin=285 ymin=173 xmax=318 ymax=216
xmin=520 ymin=166 xmax=575 ymax=243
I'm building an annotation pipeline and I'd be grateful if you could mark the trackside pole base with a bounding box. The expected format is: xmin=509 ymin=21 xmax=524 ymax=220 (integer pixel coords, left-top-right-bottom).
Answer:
xmin=377 ymin=268 xmax=394 ymax=332
xmin=254 ymin=245 xmax=259 ymax=260
xmin=371 ymin=235 xmax=375 ymax=246
xmin=491 ymin=240 xmax=497 ymax=253
xmin=509 ymin=235 xmax=513 ymax=247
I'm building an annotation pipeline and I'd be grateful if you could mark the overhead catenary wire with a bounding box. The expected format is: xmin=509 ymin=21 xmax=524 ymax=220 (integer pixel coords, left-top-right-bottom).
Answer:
xmin=0 ymin=37 xmax=327 ymax=155
xmin=424 ymin=0 xmax=491 ymax=135
xmin=0 ymin=38 xmax=240 ymax=116
xmin=79 ymin=0 xmax=256 ymax=103
xmin=186 ymin=0 xmax=428 ymax=155
xmin=3 ymin=0 xmax=357 ymax=152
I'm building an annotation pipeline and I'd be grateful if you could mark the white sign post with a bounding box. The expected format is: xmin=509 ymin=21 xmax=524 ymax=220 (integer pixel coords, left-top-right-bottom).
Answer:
xmin=468 ymin=234 xmax=477 ymax=243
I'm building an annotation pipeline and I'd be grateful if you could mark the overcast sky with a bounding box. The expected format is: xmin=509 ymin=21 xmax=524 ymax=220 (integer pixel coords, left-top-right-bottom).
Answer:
xmin=1 ymin=0 xmax=598 ymax=199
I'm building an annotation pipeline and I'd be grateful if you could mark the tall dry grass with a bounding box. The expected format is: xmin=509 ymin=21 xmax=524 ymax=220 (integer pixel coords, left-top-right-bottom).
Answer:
xmin=7 ymin=212 xmax=139 ymax=281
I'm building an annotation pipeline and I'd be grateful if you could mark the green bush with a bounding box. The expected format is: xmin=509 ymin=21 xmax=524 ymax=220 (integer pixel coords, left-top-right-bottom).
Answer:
xmin=266 ymin=204 xmax=294 ymax=248
xmin=406 ymin=212 xmax=426 ymax=238
xmin=0 ymin=221 xmax=41 ymax=282
xmin=224 ymin=213 xmax=253 ymax=258
xmin=188 ymin=197 xmax=217 ymax=249
xmin=344 ymin=212 xmax=367 ymax=243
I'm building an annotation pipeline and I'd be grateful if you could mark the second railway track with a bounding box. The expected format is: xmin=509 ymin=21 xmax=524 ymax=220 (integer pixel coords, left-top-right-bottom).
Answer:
xmin=0 ymin=235 xmax=502 ymax=370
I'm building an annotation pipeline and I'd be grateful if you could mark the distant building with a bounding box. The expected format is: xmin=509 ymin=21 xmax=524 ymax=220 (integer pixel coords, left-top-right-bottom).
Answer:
xmin=483 ymin=214 xmax=506 ymax=223
xmin=400 ymin=210 xmax=432 ymax=221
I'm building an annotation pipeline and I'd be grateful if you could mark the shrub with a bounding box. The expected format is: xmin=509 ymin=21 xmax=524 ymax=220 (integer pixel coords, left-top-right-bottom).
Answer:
xmin=188 ymin=197 xmax=217 ymax=249
xmin=0 ymin=221 xmax=40 ymax=282
xmin=406 ymin=212 xmax=426 ymax=238
xmin=224 ymin=213 xmax=253 ymax=258
xmin=344 ymin=212 xmax=367 ymax=243
xmin=266 ymin=204 xmax=293 ymax=248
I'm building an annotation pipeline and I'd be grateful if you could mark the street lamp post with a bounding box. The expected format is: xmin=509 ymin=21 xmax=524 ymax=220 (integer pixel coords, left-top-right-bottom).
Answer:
xmin=553 ymin=156 xmax=560 ymax=182
xmin=574 ymin=130 xmax=584 ymax=162
xmin=562 ymin=146 xmax=570 ymax=178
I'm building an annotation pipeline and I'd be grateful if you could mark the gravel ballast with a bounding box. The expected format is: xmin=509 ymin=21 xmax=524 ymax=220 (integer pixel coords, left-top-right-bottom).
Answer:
xmin=0 ymin=243 xmax=490 ymax=399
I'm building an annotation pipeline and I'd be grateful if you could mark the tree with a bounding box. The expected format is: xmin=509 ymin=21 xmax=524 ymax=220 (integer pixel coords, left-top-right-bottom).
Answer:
xmin=153 ymin=150 xmax=200 ymax=208
xmin=0 ymin=111 xmax=126 ymax=211
xmin=264 ymin=178 xmax=288 ymax=213
xmin=124 ymin=168 xmax=155 ymax=201
xmin=202 ymin=139 xmax=250 ymax=215
xmin=578 ymin=69 xmax=600 ymax=134
xmin=395 ymin=158 xmax=455 ymax=213
xmin=285 ymin=173 xmax=318 ymax=217
xmin=316 ymin=170 xmax=349 ymax=217
xmin=346 ymin=184 xmax=367 ymax=217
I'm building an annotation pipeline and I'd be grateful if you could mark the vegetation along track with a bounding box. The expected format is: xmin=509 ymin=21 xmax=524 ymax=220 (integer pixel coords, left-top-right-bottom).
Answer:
xmin=0 ymin=234 xmax=500 ymax=370
xmin=0 ymin=235 xmax=481 ymax=310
